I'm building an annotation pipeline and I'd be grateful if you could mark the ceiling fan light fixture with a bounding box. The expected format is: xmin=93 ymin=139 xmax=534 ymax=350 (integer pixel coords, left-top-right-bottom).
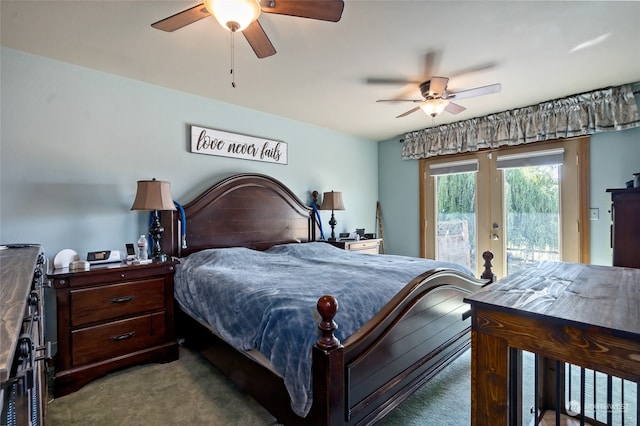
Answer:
xmin=204 ymin=0 xmax=261 ymax=32
xmin=420 ymin=98 xmax=449 ymax=117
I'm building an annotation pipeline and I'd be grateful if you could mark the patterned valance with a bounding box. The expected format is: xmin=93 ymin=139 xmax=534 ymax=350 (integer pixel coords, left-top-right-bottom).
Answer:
xmin=402 ymin=83 xmax=640 ymax=160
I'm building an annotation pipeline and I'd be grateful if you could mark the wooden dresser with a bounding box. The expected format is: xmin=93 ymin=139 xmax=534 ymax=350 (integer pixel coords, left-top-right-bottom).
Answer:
xmin=48 ymin=261 xmax=179 ymax=397
xmin=606 ymin=187 xmax=640 ymax=268
xmin=0 ymin=245 xmax=48 ymax=426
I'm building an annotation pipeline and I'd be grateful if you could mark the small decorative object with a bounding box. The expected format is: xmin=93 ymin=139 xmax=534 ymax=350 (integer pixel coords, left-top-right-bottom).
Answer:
xmin=69 ymin=260 xmax=90 ymax=271
xmin=130 ymin=179 xmax=176 ymax=263
xmin=53 ymin=249 xmax=79 ymax=269
xmin=320 ymin=191 xmax=345 ymax=242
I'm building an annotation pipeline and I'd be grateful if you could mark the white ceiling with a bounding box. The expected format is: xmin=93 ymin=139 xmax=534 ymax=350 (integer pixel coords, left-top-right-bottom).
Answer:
xmin=2 ymin=1 xmax=639 ymax=141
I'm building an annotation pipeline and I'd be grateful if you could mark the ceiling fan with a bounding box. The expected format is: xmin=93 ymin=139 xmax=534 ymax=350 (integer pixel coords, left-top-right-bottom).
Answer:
xmin=151 ymin=0 xmax=344 ymax=59
xmin=376 ymin=76 xmax=502 ymax=118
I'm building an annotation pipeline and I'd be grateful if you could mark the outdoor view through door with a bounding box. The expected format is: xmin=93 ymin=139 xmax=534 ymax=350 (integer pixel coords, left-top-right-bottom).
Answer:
xmin=432 ymin=161 xmax=478 ymax=272
xmin=420 ymin=137 xmax=589 ymax=279
xmin=503 ymin=164 xmax=561 ymax=274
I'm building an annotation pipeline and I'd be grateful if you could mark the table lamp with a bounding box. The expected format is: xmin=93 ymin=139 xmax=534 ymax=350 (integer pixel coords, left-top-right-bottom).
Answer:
xmin=320 ymin=191 xmax=345 ymax=242
xmin=130 ymin=178 xmax=176 ymax=262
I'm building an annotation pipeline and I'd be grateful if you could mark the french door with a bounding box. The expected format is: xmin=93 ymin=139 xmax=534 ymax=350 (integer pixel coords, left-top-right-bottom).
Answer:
xmin=419 ymin=137 xmax=589 ymax=279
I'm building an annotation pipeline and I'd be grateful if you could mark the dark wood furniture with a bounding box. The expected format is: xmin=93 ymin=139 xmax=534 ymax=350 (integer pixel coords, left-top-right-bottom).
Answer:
xmin=465 ymin=261 xmax=640 ymax=426
xmin=0 ymin=245 xmax=48 ymax=425
xmin=161 ymin=173 xmax=491 ymax=425
xmin=607 ymin=187 xmax=640 ymax=268
xmin=49 ymin=261 xmax=178 ymax=397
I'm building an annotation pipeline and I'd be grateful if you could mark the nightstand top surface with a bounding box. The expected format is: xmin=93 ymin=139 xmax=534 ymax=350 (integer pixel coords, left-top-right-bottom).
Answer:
xmin=48 ymin=259 xmax=177 ymax=278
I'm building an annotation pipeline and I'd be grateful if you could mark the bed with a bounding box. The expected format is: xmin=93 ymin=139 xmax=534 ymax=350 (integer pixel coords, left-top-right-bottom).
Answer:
xmin=160 ymin=173 xmax=492 ymax=425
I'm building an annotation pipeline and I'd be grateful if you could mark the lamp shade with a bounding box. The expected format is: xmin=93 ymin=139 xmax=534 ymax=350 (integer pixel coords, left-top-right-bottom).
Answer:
xmin=420 ymin=98 xmax=449 ymax=117
xmin=204 ymin=0 xmax=261 ymax=32
xmin=130 ymin=179 xmax=176 ymax=211
xmin=320 ymin=191 xmax=345 ymax=211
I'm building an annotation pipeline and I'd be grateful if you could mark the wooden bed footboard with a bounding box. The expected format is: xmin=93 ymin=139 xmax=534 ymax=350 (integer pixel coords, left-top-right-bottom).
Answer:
xmin=310 ymin=268 xmax=488 ymax=425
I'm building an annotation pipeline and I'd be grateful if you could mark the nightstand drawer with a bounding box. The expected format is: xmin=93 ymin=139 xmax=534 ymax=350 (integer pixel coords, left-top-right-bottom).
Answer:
xmin=70 ymin=278 xmax=165 ymax=327
xmin=343 ymin=239 xmax=381 ymax=254
xmin=71 ymin=312 xmax=166 ymax=366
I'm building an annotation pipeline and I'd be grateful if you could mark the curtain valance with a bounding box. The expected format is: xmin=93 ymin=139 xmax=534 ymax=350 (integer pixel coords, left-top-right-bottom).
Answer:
xmin=402 ymin=83 xmax=640 ymax=160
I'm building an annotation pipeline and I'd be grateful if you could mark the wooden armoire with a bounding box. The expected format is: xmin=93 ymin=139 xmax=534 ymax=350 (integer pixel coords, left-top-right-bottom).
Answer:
xmin=606 ymin=187 xmax=640 ymax=268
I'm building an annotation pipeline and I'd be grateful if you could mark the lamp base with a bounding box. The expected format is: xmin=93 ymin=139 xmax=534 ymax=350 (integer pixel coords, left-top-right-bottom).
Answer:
xmin=328 ymin=210 xmax=338 ymax=242
xmin=149 ymin=210 xmax=168 ymax=263
xmin=152 ymin=253 xmax=167 ymax=263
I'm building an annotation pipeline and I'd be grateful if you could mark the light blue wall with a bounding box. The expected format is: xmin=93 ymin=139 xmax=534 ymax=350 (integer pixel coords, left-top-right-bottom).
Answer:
xmin=589 ymin=125 xmax=640 ymax=265
xmin=0 ymin=47 xmax=378 ymax=259
xmin=377 ymin=94 xmax=640 ymax=266
xmin=377 ymin=135 xmax=418 ymax=257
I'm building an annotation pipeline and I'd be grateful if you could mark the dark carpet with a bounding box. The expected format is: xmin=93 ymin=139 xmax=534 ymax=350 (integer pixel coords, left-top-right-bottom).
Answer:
xmin=47 ymin=347 xmax=637 ymax=425
xmin=48 ymin=346 xmax=473 ymax=425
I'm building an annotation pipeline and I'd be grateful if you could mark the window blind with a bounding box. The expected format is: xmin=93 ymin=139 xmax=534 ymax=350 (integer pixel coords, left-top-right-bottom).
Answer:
xmin=429 ymin=159 xmax=479 ymax=176
xmin=496 ymin=148 xmax=564 ymax=169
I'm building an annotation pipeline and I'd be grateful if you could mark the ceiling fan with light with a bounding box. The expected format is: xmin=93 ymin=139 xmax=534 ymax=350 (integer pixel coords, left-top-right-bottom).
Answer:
xmin=376 ymin=76 xmax=502 ymax=118
xmin=151 ymin=0 xmax=344 ymax=59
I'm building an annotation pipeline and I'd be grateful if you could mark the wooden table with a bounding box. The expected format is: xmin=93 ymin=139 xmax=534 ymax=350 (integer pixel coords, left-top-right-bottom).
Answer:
xmin=464 ymin=261 xmax=640 ymax=425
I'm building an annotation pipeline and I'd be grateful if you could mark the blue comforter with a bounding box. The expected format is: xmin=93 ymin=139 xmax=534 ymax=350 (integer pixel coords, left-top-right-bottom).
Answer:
xmin=174 ymin=242 xmax=473 ymax=417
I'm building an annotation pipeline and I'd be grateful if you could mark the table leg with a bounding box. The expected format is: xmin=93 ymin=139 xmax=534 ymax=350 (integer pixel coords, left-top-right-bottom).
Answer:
xmin=471 ymin=329 xmax=510 ymax=426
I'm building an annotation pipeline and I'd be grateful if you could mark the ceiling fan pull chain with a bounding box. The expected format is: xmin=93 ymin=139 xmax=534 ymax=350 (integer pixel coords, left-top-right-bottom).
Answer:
xmin=230 ymin=31 xmax=236 ymax=88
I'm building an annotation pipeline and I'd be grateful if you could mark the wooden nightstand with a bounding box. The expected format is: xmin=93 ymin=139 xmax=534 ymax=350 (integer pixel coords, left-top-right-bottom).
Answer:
xmin=48 ymin=261 xmax=179 ymax=397
xmin=327 ymin=238 xmax=382 ymax=254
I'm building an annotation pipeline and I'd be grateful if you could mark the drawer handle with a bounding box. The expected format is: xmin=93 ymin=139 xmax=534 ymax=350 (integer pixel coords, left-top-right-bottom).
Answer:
xmin=110 ymin=296 xmax=135 ymax=304
xmin=111 ymin=331 xmax=136 ymax=341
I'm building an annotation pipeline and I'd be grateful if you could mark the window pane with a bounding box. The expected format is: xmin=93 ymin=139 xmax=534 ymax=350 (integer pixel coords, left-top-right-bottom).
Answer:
xmin=435 ymin=172 xmax=476 ymax=270
xmin=504 ymin=165 xmax=560 ymax=275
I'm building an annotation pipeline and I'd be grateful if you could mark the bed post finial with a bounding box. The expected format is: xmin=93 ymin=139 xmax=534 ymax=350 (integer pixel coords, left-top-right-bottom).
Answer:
xmin=316 ymin=295 xmax=341 ymax=350
xmin=481 ymin=250 xmax=496 ymax=284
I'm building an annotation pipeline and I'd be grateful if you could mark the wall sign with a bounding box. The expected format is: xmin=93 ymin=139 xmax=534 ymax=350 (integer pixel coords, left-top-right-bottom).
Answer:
xmin=190 ymin=125 xmax=287 ymax=165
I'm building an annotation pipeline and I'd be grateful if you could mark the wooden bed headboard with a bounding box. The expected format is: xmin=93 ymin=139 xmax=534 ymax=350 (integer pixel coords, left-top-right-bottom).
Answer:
xmin=160 ymin=173 xmax=317 ymax=258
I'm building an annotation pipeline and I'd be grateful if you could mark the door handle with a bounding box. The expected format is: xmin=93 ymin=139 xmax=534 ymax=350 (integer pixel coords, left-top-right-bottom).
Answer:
xmin=492 ymin=223 xmax=499 ymax=240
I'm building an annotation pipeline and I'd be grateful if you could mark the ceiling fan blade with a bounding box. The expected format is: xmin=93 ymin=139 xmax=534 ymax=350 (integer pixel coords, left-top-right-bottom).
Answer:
xmin=261 ymin=0 xmax=344 ymax=22
xmin=422 ymin=51 xmax=439 ymax=82
xmin=366 ymin=78 xmax=421 ymax=85
xmin=448 ymin=83 xmax=502 ymax=100
xmin=445 ymin=102 xmax=466 ymax=114
xmin=376 ymin=99 xmax=422 ymax=103
xmin=396 ymin=106 xmax=421 ymax=118
xmin=151 ymin=3 xmax=210 ymax=32
xmin=429 ymin=77 xmax=449 ymax=97
xmin=243 ymin=20 xmax=277 ymax=58
xmin=449 ymin=61 xmax=498 ymax=79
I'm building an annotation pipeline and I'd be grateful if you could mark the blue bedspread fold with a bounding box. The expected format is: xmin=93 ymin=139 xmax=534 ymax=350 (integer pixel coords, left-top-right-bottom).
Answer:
xmin=174 ymin=242 xmax=472 ymax=417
